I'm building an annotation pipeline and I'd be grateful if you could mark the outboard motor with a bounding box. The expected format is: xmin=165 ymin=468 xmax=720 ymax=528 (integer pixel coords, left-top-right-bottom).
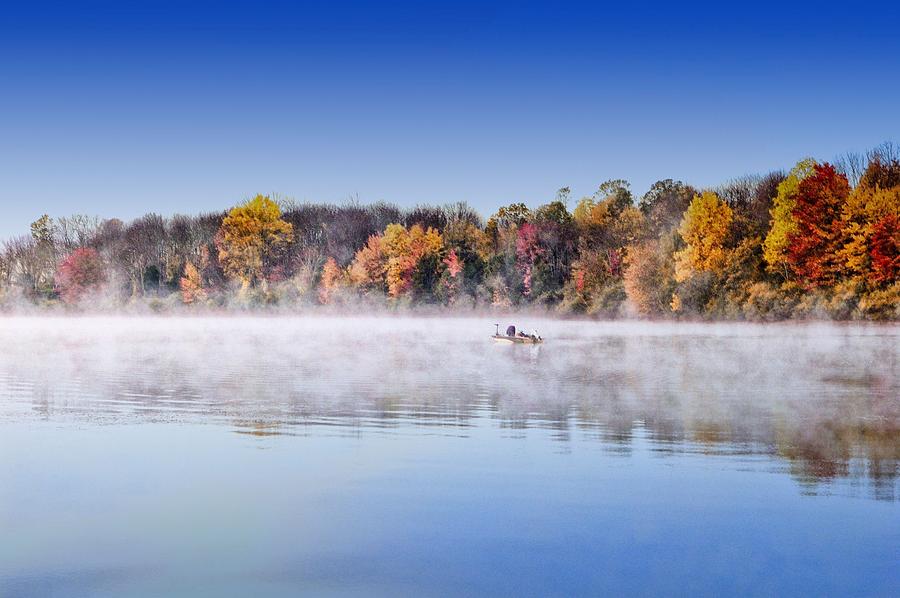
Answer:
xmin=506 ymin=325 xmax=516 ymax=337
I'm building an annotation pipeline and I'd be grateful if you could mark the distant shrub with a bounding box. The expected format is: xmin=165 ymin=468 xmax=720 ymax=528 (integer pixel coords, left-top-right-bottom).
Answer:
xmin=857 ymin=283 xmax=900 ymax=320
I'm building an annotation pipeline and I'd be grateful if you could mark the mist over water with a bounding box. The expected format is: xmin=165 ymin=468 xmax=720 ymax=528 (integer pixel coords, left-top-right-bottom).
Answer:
xmin=1 ymin=316 xmax=898 ymax=596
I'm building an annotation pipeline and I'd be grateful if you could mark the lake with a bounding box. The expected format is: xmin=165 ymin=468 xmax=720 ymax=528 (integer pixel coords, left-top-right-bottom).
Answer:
xmin=0 ymin=316 xmax=897 ymax=597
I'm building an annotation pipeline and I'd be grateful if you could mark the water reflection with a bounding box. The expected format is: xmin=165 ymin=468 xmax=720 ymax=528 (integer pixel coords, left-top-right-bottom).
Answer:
xmin=0 ymin=316 xmax=897 ymax=501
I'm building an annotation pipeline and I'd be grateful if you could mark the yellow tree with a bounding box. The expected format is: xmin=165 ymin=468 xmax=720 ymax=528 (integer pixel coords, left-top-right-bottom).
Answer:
xmin=382 ymin=224 xmax=412 ymax=297
xmin=381 ymin=223 xmax=442 ymax=298
xmin=409 ymin=223 xmax=443 ymax=260
xmin=572 ymin=196 xmax=598 ymax=226
xmin=674 ymin=191 xmax=733 ymax=281
xmin=838 ymin=157 xmax=900 ymax=281
xmin=838 ymin=186 xmax=899 ymax=277
xmin=763 ymin=158 xmax=816 ymax=276
xmin=216 ymin=195 xmax=293 ymax=289
xmin=573 ymin=197 xmax=609 ymax=233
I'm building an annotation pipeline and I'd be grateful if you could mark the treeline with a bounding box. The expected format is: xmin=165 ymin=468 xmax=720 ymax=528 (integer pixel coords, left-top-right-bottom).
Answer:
xmin=1 ymin=144 xmax=898 ymax=319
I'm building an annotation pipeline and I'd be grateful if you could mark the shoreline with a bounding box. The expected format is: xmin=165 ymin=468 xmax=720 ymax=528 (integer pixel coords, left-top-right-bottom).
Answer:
xmin=1 ymin=309 xmax=897 ymax=329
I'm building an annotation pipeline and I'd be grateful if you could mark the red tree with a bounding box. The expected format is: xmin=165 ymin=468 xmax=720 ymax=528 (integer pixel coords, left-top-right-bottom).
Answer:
xmin=443 ymin=250 xmax=463 ymax=278
xmin=56 ymin=248 xmax=107 ymax=304
xmin=515 ymin=222 xmax=543 ymax=295
xmin=869 ymin=215 xmax=899 ymax=284
xmin=787 ymin=163 xmax=850 ymax=287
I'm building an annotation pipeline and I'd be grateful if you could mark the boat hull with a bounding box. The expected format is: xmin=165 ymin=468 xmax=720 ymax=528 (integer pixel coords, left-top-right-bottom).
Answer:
xmin=491 ymin=335 xmax=543 ymax=344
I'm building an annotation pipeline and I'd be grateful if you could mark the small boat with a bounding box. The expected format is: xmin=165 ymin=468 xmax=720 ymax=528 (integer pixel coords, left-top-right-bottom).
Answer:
xmin=491 ymin=324 xmax=543 ymax=344
xmin=492 ymin=334 xmax=543 ymax=344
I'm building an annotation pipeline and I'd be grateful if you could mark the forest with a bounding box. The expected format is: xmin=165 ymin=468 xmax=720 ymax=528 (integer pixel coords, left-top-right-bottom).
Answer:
xmin=2 ymin=144 xmax=898 ymax=320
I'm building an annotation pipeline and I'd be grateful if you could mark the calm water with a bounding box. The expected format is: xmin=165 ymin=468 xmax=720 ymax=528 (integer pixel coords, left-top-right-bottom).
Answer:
xmin=0 ymin=316 xmax=897 ymax=597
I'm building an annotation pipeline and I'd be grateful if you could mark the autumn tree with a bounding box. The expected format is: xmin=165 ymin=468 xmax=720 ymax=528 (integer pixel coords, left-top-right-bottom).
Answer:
xmin=2 ymin=142 xmax=899 ymax=319
xmin=786 ymin=163 xmax=851 ymax=287
xmin=594 ymin=179 xmax=633 ymax=216
xmin=179 ymin=262 xmax=207 ymax=304
xmin=485 ymin=203 xmax=531 ymax=248
xmin=217 ymin=195 xmax=293 ymax=289
xmin=837 ymin=156 xmax=900 ymax=283
xmin=858 ymin=152 xmax=900 ymax=191
xmin=348 ymin=234 xmax=386 ymax=292
xmin=639 ymin=179 xmax=696 ymax=236
xmin=318 ymin=257 xmax=344 ymax=304
xmin=674 ymin=191 xmax=733 ymax=281
xmin=718 ymin=172 xmax=785 ymax=238
xmin=839 ymin=187 xmax=900 ymax=281
xmin=179 ymin=246 xmax=211 ymax=305
xmin=441 ymin=217 xmax=488 ymax=298
xmin=437 ymin=250 xmax=464 ymax=305
xmin=479 ymin=204 xmax=526 ymax=302
xmin=406 ymin=224 xmax=444 ymax=289
xmin=528 ymin=201 xmax=575 ymax=300
xmin=515 ymin=222 xmax=543 ymax=296
xmin=623 ymin=237 xmax=677 ymax=315
xmin=381 ymin=223 xmax=442 ymax=298
xmin=564 ymin=248 xmax=627 ymax=313
xmin=56 ymin=247 xmax=106 ymax=304
xmin=381 ymin=224 xmax=413 ymax=298
xmin=869 ymin=215 xmax=899 ymax=284
xmin=491 ymin=203 xmax=530 ymax=228
xmin=565 ymin=184 xmax=644 ymax=313
xmin=763 ymin=158 xmax=816 ymax=276
xmin=573 ymin=188 xmax=644 ymax=277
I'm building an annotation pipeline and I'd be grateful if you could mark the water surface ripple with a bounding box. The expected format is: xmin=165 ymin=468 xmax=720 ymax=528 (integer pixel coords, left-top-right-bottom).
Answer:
xmin=0 ymin=316 xmax=897 ymax=596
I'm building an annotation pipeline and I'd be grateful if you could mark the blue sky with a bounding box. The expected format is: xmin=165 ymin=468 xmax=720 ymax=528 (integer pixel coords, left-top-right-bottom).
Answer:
xmin=1 ymin=0 xmax=898 ymax=239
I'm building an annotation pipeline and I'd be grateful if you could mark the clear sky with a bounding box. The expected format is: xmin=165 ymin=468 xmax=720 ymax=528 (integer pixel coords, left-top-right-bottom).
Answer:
xmin=1 ymin=0 xmax=898 ymax=239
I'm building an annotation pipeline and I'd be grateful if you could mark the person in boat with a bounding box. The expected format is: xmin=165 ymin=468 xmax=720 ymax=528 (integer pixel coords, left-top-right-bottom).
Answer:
xmin=506 ymin=325 xmax=516 ymax=337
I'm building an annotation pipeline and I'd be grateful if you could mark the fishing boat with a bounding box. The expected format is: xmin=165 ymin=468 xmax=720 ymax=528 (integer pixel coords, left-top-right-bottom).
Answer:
xmin=491 ymin=324 xmax=543 ymax=344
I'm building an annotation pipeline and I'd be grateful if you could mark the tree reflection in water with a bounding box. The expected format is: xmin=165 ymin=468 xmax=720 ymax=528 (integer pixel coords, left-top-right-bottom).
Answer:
xmin=0 ymin=316 xmax=896 ymax=500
